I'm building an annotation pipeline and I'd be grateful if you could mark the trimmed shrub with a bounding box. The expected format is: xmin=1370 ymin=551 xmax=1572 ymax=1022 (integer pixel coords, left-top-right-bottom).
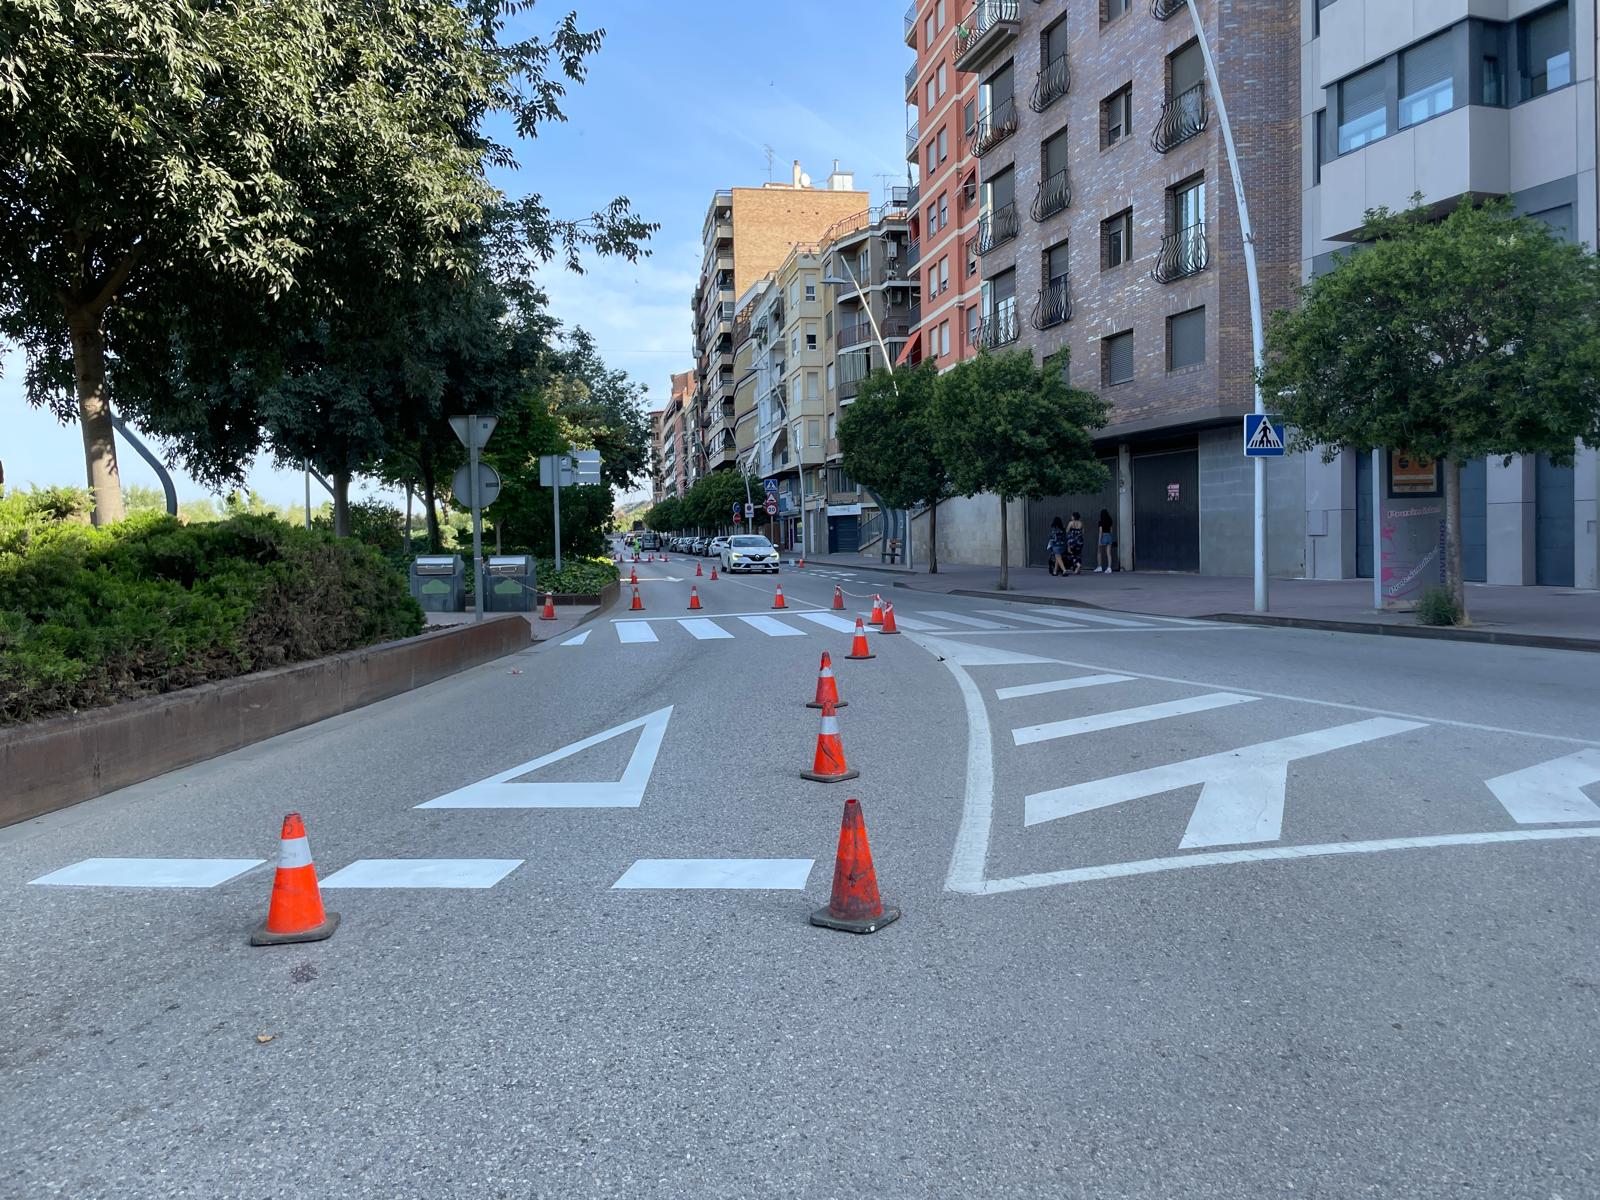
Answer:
xmin=1415 ymin=587 xmax=1463 ymax=627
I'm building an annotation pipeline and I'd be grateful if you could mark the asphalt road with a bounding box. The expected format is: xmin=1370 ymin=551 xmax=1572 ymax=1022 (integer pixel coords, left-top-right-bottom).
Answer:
xmin=3 ymin=550 xmax=1597 ymax=1199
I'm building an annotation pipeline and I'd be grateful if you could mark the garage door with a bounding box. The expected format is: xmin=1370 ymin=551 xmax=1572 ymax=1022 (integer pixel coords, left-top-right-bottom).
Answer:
xmin=1132 ymin=450 xmax=1199 ymax=572
xmin=1536 ymin=455 xmax=1574 ymax=586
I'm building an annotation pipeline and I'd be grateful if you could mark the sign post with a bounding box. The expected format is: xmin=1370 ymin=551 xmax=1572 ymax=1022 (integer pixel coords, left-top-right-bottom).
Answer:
xmin=449 ymin=415 xmax=498 ymax=623
xmin=538 ymin=450 xmax=603 ymax=572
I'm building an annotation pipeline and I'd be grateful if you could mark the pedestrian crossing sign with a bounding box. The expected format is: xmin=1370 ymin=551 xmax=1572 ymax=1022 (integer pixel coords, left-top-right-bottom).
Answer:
xmin=1243 ymin=414 xmax=1286 ymax=457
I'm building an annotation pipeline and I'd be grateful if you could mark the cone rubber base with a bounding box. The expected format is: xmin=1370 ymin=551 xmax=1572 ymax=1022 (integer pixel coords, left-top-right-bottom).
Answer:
xmin=805 ymin=699 xmax=848 ymax=709
xmin=810 ymin=905 xmax=900 ymax=934
xmin=845 ymin=651 xmax=875 ymax=660
xmin=877 ymin=628 xmax=900 ymax=635
xmin=250 ymin=912 xmax=340 ymax=946
xmin=800 ymin=767 xmax=860 ymax=783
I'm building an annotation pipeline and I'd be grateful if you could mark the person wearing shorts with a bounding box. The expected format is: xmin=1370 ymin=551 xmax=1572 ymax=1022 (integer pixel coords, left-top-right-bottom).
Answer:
xmin=1095 ymin=508 xmax=1114 ymax=573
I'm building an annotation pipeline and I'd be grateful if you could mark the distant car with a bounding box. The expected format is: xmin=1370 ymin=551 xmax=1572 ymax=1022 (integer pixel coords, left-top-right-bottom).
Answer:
xmin=722 ymin=534 xmax=779 ymax=573
xmin=695 ymin=537 xmax=712 ymax=555
xmin=707 ymin=537 xmax=729 ymax=559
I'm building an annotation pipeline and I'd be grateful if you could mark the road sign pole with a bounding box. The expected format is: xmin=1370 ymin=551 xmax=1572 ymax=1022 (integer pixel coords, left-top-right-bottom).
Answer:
xmin=469 ymin=434 xmax=484 ymax=624
xmin=553 ymin=466 xmax=563 ymax=574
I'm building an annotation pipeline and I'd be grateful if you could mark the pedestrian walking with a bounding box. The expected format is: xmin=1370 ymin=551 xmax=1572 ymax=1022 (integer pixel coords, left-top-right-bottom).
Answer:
xmin=1095 ymin=508 xmax=1115 ymax=573
xmin=1046 ymin=516 xmax=1069 ymax=576
xmin=1065 ymin=512 xmax=1085 ymax=576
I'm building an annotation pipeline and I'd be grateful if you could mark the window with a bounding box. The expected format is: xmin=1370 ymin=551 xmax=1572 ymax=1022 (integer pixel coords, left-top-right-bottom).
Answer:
xmin=826 ymin=362 xmax=835 ymax=390
xmin=987 ymin=268 xmax=1017 ymax=343
xmin=927 ymin=79 xmax=937 ymax=110
xmin=791 ymin=333 xmax=799 ymax=355
xmin=966 ymin=234 xmax=978 ymax=277
xmin=805 ymin=325 xmax=817 ymax=351
xmin=1103 ymin=0 xmax=1130 ymax=21
xmin=806 ymin=371 xmax=819 ymax=401
xmin=1313 ymin=110 xmax=1325 ymax=184
xmin=963 ymin=99 xmax=977 ymax=138
xmin=939 ymin=257 xmax=949 ymax=292
xmin=1170 ymin=40 xmax=1204 ymax=98
xmin=1043 ymin=16 xmax=1068 ymax=69
xmin=1400 ymin=32 xmax=1454 ymax=127
xmin=1102 ymin=208 xmax=1132 ymax=269
xmin=1040 ymin=127 xmax=1070 ymax=216
xmin=966 ymin=305 xmax=980 ymax=348
xmin=804 ymin=279 xmax=816 ymax=302
xmin=925 ymin=14 xmax=933 ymax=44
xmin=938 ymin=64 xmax=948 ymax=97
xmin=1045 ymin=241 xmax=1070 ymax=286
xmin=927 ymin=201 xmax=939 ymax=232
xmin=1518 ymin=3 xmax=1570 ymax=101
xmin=1171 ymin=177 xmax=1204 ymax=232
xmin=986 ymin=165 xmax=1015 ymax=215
xmin=1167 ymin=307 xmax=1205 ymax=370
xmin=927 ymin=265 xmax=939 ymax=297
xmin=1103 ymin=330 xmax=1134 ymax=386
xmin=1102 ymin=85 xmax=1132 ymax=148
xmin=1338 ymin=63 xmax=1387 ymax=152
xmin=808 ymin=418 xmax=820 ymax=447
xmin=937 ymin=0 xmax=945 ymax=30
xmin=938 ymin=127 xmax=948 ymax=162
xmin=929 ymin=329 xmax=939 ymax=357
xmin=1481 ymin=53 xmax=1503 ymax=106
xmin=940 ymin=321 xmax=950 ymax=356
xmin=828 ymin=413 xmax=837 ymax=441
xmin=790 ymin=281 xmax=799 ymax=305
xmin=938 ymin=194 xmax=948 ymax=228
xmin=1531 ymin=204 xmax=1575 ymax=243
xmin=927 ymin=141 xmax=937 ymax=175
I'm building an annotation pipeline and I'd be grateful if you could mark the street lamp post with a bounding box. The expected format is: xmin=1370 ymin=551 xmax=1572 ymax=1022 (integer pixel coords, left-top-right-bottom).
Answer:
xmin=1185 ymin=0 xmax=1268 ymax=613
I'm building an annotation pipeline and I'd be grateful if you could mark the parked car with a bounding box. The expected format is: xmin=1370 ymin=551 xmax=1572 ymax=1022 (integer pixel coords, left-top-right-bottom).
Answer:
xmin=721 ymin=535 xmax=779 ymax=573
xmin=707 ymin=537 xmax=729 ymax=559
xmin=695 ymin=537 xmax=713 ymax=555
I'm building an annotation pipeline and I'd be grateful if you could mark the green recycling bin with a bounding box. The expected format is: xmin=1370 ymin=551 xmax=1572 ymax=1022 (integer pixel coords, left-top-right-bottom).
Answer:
xmin=409 ymin=555 xmax=464 ymax=612
xmin=484 ymin=554 xmax=537 ymax=612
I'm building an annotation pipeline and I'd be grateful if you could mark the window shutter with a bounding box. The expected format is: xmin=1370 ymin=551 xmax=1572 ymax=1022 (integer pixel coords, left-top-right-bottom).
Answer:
xmin=1171 ymin=43 xmax=1204 ymax=96
xmin=1107 ymin=332 xmax=1134 ymax=383
xmin=1044 ymin=130 xmax=1069 ymax=178
xmin=1341 ymin=64 xmax=1385 ymax=124
xmin=1402 ymin=34 xmax=1451 ymax=98
xmin=1168 ymin=308 xmax=1205 ymax=369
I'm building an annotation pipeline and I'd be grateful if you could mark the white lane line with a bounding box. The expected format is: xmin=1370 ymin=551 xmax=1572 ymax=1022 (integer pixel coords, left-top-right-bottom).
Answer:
xmin=29 ymin=858 xmax=264 ymax=888
xmin=560 ymin=630 xmax=591 ymax=646
xmin=678 ymin=618 xmax=733 ymax=640
xmin=924 ymin=637 xmax=1054 ymax=666
xmin=615 ymin=622 xmax=659 ymax=644
xmin=1486 ymin=749 xmax=1600 ymax=824
xmin=794 ymin=612 xmax=859 ymax=633
xmin=883 ymin=613 xmax=944 ymax=631
xmin=320 ymin=859 xmax=523 ymax=889
xmin=1013 ymin=692 xmax=1257 ymax=746
xmin=980 ymin=609 xmax=1085 ymax=628
xmin=995 ymin=674 xmax=1135 ymax=700
xmin=1024 ymin=607 xmax=1153 ymax=628
xmin=920 ymin=646 xmax=995 ymax=895
xmin=737 ymin=615 xmax=805 ymax=637
xmin=977 ymin=827 xmax=1600 ymax=894
xmin=919 ymin=610 xmax=1010 ymax=629
xmin=611 ymin=858 xmax=815 ymax=889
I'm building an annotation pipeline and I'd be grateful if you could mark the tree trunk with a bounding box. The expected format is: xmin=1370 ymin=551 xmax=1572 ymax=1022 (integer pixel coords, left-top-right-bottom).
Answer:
xmin=332 ymin=470 xmax=352 ymax=538
xmin=1442 ymin=456 xmax=1468 ymax=624
xmin=67 ymin=317 xmax=125 ymax=526
xmin=419 ymin=446 xmax=441 ymax=552
xmin=928 ymin=498 xmax=940 ymax=574
xmin=404 ymin=481 xmax=414 ymax=554
xmin=997 ymin=494 xmax=1009 ymax=591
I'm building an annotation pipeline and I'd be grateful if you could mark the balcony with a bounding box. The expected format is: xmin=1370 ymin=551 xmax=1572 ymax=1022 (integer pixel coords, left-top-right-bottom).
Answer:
xmin=979 ymin=304 xmax=1019 ymax=349
xmin=1030 ymin=168 xmax=1071 ymax=222
xmin=905 ymin=62 xmax=919 ymax=100
xmin=1031 ymin=276 xmax=1071 ymax=329
xmin=976 ymin=202 xmax=1019 ymax=254
xmin=837 ymin=320 xmax=874 ymax=350
xmin=905 ymin=118 xmax=920 ymax=160
xmin=838 ymin=373 xmax=868 ymax=401
xmin=1151 ymin=222 xmax=1209 ymax=283
xmin=954 ymin=0 xmax=1020 ymax=74
xmin=1151 ymin=0 xmax=1186 ymax=18
xmin=907 ymin=237 xmax=921 ymax=268
xmin=1151 ymin=82 xmax=1208 ymax=153
xmin=973 ymin=95 xmax=1017 ymax=156
xmin=882 ymin=317 xmax=911 ymax=340
xmin=904 ymin=1 xmax=917 ymax=44
xmin=1029 ymin=54 xmax=1070 ymax=112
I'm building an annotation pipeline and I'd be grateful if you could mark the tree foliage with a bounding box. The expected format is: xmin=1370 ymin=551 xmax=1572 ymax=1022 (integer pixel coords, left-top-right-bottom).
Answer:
xmin=681 ymin=471 xmax=763 ymax=533
xmin=644 ymin=496 xmax=685 ymax=533
xmin=1260 ymin=198 xmax=1600 ymax=613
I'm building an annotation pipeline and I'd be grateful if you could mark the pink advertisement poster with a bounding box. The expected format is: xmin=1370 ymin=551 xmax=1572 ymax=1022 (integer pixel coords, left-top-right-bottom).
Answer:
xmin=1379 ymin=451 xmax=1445 ymax=610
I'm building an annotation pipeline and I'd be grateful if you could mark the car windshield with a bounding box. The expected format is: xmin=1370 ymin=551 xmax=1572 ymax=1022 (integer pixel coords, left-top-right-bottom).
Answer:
xmin=729 ymin=537 xmax=771 ymax=548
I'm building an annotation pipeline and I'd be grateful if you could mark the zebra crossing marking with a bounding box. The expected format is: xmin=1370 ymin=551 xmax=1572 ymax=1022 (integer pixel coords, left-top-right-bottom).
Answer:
xmin=919 ymin=610 xmax=1009 ymax=630
xmin=616 ymin=622 xmax=659 ymax=644
xmin=737 ymin=615 xmax=806 ymax=637
xmin=995 ymin=674 xmax=1135 ymax=700
xmin=679 ymin=618 xmax=734 ymax=640
xmin=1012 ymin=693 xmax=1257 ymax=746
xmin=979 ymin=609 xmax=1084 ymax=629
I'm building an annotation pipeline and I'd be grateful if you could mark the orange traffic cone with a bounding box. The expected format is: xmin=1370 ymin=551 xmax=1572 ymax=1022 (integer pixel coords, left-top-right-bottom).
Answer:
xmin=539 ymin=593 xmax=557 ymax=621
xmin=810 ymin=798 xmax=899 ymax=934
xmin=629 ymin=567 xmax=638 ymax=585
xmin=773 ymin=584 xmax=787 ymax=610
xmin=878 ymin=601 xmax=900 ymax=635
xmin=868 ymin=595 xmax=884 ymax=626
xmin=695 ymin=561 xmax=703 ymax=578
xmin=846 ymin=617 xmax=874 ymax=660
xmin=807 ymin=651 xmax=846 ymax=710
xmin=688 ymin=586 xmax=702 ymax=611
xmin=801 ymin=700 xmax=859 ymax=783
xmin=251 ymin=813 xmax=339 ymax=946
xmin=630 ymin=587 xmax=644 ymax=611
xmin=831 ymin=585 xmax=844 ymax=610
xmin=710 ymin=565 xmax=719 ymax=581
xmin=798 ymin=557 xmax=806 ymax=568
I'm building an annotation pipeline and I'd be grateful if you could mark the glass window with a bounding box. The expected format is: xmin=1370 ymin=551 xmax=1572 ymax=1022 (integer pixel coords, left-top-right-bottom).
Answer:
xmin=927 ymin=79 xmax=937 ymax=110
xmin=1313 ymin=109 xmax=1325 ymax=184
xmin=1104 ymin=0 xmax=1130 ymax=21
xmin=1103 ymin=86 xmax=1132 ymax=147
xmin=1338 ymin=63 xmax=1387 ymax=152
xmin=1400 ymin=32 xmax=1454 ymax=127
xmin=940 ymin=322 xmax=950 ymax=356
xmin=963 ymin=99 xmax=976 ymax=137
xmin=1170 ymin=41 xmax=1204 ymax=98
xmin=1043 ymin=127 xmax=1069 ymax=180
xmin=1045 ymin=241 xmax=1070 ymax=284
xmin=987 ymin=165 xmax=1015 ymax=212
xmin=1480 ymin=55 xmax=1503 ymax=106
xmin=1172 ymin=178 xmax=1204 ymax=231
xmin=805 ymin=325 xmax=817 ymax=350
xmin=938 ymin=64 xmax=947 ymax=97
xmin=1102 ymin=209 xmax=1132 ymax=269
xmin=938 ymin=194 xmax=948 ymax=226
xmin=938 ymin=127 xmax=948 ymax=162
xmin=1043 ymin=16 xmax=1068 ymax=67
xmin=939 ymin=257 xmax=949 ymax=291
xmin=808 ymin=418 xmax=820 ymax=446
xmin=1168 ymin=307 xmax=1205 ymax=370
xmin=804 ymin=280 xmax=816 ymax=301
xmin=1519 ymin=3 xmax=1570 ymax=101
xmin=1104 ymin=331 xmax=1134 ymax=385
xmin=937 ymin=0 xmax=945 ymax=29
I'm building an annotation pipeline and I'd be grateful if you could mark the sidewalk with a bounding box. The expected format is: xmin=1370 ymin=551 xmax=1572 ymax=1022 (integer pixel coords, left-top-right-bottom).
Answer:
xmin=802 ymin=555 xmax=1599 ymax=652
xmin=424 ymin=600 xmax=603 ymax=643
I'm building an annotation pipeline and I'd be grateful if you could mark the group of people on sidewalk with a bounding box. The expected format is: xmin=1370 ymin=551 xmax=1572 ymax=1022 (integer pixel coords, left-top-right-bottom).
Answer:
xmin=1045 ymin=510 xmax=1116 ymax=577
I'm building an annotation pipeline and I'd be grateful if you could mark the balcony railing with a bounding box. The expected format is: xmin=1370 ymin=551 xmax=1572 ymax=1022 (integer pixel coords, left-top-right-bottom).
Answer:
xmin=1030 ymin=168 xmax=1071 ymax=221
xmin=905 ymin=62 xmax=919 ymax=99
xmin=1151 ymin=222 xmax=1210 ymax=282
xmin=973 ymin=95 xmax=1017 ymax=155
xmin=904 ymin=1 xmax=917 ymax=43
xmin=1031 ymin=276 xmax=1071 ymax=329
xmin=979 ymin=304 xmax=1020 ymax=349
xmin=883 ymin=319 xmax=911 ymax=340
xmin=837 ymin=320 xmax=874 ymax=350
xmin=905 ymin=118 xmax=921 ymax=158
xmin=838 ymin=373 xmax=867 ymax=401
xmin=1029 ymin=54 xmax=1070 ymax=112
xmin=976 ymin=202 xmax=1019 ymax=254
xmin=1151 ymin=0 xmax=1186 ymax=18
xmin=1151 ymin=82 xmax=1208 ymax=153
xmin=907 ymin=238 xmax=921 ymax=268
xmin=954 ymin=0 xmax=1021 ymax=71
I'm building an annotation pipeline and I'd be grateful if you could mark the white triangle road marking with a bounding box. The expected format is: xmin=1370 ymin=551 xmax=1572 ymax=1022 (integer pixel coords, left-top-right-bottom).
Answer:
xmin=1486 ymin=749 xmax=1600 ymax=824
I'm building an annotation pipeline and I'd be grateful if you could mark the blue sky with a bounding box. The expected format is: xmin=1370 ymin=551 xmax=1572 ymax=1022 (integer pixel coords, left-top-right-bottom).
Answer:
xmin=1 ymin=0 xmax=910 ymax=508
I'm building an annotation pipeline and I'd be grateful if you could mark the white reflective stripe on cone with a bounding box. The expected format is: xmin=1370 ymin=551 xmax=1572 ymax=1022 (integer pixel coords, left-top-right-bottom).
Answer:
xmin=820 ymin=717 xmax=839 ymax=735
xmin=278 ymin=837 xmax=313 ymax=869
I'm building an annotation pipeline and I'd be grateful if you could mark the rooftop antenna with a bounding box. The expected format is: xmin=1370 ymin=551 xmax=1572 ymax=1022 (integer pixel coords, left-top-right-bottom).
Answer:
xmin=873 ymin=171 xmax=897 ymax=201
xmin=763 ymin=144 xmax=774 ymax=181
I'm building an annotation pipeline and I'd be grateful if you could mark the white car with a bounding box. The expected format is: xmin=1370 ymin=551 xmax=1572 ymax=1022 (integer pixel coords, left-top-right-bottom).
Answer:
xmin=721 ymin=534 xmax=780 ymax=574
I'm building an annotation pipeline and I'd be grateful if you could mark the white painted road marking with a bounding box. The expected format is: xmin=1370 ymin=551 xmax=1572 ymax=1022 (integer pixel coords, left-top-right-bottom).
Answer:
xmin=418 ymin=707 xmax=673 ymax=809
xmin=737 ymin=615 xmax=805 ymax=637
xmin=1025 ymin=717 xmax=1427 ymax=848
xmin=679 ymin=618 xmax=733 ymax=640
xmin=919 ymin=610 xmax=1010 ymax=629
xmin=29 ymin=858 xmax=264 ymax=888
xmin=794 ymin=612 xmax=859 ymax=633
xmin=560 ymin=630 xmax=591 ymax=646
xmin=615 ymin=622 xmax=659 ymax=644
xmin=611 ymin=858 xmax=815 ymax=889
xmin=881 ymin=613 xmax=945 ymax=631
xmin=920 ymin=637 xmax=1053 ymax=666
xmin=1012 ymin=692 xmax=1257 ymax=746
xmin=1025 ymin=608 xmax=1156 ymax=628
xmin=1486 ymin=749 xmax=1600 ymax=823
xmin=320 ymin=859 xmax=523 ymax=889
xmin=980 ymin=610 xmax=1084 ymax=628
xmin=995 ymin=674 xmax=1135 ymax=701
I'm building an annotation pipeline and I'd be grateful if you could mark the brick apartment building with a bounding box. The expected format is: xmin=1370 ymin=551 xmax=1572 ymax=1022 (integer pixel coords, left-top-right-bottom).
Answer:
xmin=652 ymin=370 xmax=693 ymax=503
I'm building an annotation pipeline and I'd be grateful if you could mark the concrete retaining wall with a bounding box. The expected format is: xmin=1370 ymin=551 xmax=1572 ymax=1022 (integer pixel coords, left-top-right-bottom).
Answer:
xmin=0 ymin=616 xmax=531 ymax=828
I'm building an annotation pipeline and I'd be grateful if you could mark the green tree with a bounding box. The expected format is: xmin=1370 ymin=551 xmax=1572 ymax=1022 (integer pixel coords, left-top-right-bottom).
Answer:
xmin=840 ymin=362 xmax=952 ymax=573
xmin=683 ymin=471 xmax=762 ymax=534
xmin=935 ymin=349 xmax=1108 ymax=591
xmin=1260 ymin=199 xmax=1600 ymax=619
xmin=644 ymin=496 xmax=684 ymax=533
